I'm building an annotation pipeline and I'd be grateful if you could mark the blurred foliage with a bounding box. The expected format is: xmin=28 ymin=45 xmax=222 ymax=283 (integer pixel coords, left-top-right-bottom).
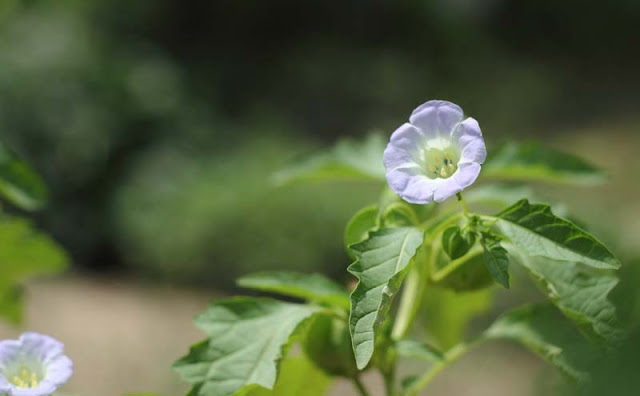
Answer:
xmin=0 ymin=143 xmax=69 ymax=325
xmin=0 ymin=0 xmax=637 ymax=299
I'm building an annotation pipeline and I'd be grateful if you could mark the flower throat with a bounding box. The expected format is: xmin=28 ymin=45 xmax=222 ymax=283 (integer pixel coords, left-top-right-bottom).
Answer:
xmin=423 ymin=147 xmax=459 ymax=179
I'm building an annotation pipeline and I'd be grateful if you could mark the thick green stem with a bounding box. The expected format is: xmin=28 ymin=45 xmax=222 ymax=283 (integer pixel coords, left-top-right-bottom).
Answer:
xmin=353 ymin=376 xmax=372 ymax=396
xmin=391 ymin=265 xmax=422 ymax=340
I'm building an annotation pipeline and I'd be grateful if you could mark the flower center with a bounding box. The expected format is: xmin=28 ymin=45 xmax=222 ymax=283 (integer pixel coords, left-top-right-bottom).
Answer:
xmin=423 ymin=147 xmax=459 ymax=179
xmin=9 ymin=367 xmax=41 ymax=388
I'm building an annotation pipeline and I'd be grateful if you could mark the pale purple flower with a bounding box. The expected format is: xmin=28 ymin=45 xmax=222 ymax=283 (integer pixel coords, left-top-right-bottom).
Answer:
xmin=383 ymin=100 xmax=486 ymax=204
xmin=0 ymin=333 xmax=72 ymax=396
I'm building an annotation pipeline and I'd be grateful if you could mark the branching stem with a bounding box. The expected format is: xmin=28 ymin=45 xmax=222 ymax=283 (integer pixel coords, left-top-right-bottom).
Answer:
xmin=404 ymin=338 xmax=485 ymax=396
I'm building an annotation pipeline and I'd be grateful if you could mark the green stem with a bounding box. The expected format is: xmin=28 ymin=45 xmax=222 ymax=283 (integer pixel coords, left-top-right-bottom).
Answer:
xmin=404 ymin=339 xmax=485 ymax=396
xmin=392 ymin=211 xmax=463 ymax=340
xmin=383 ymin=366 xmax=397 ymax=396
xmin=391 ymin=265 xmax=422 ymax=340
xmin=430 ymin=246 xmax=483 ymax=282
xmin=353 ymin=376 xmax=372 ymax=396
xmin=456 ymin=192 xmax=469 ymax=215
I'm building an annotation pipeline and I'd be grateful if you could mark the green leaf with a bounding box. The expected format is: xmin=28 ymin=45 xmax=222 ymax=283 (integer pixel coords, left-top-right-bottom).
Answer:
xmin=173 ymin=298 xmax=323 ymax=396
xmin=485 ymin=303 xmax=602 ymax=381
xmin=395 ymin=339 xmax=443 ymax=362
xmin=422 ymin=288 xmax=492 ymax=349
xmin=480 ymin=234 xmax=510 ymax=288
xmin=0 ymin=142 xmax=48 ymax=210
xmin=272 ymin=134 xmax=386 ymax=185
xmin=237 ymin=272 xmax=350 ymax=310
xmin=246 ymin=354 xmax=332 ymax=396
xmin=379 ymin=202 xmax=419 ymax=228
xmin=348 ymin=227 xmax=424 ymax=369
xmin=515 ymin=255 xmax=621 ymax=344
xmin=482 ymin=141 xmax=606 ymax=185
xmin=489 ymin=199 xmax=620 ymax=270
xmin=0 ymin=217 xmax=69 ymax=324
xmin=344 ymin=204 xmax=379 ymax=259
xmin=303 ymin=315 xmax=358 ymax=377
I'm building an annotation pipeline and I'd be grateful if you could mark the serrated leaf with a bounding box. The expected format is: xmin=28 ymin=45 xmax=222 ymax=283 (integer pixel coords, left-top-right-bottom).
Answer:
xmin=0 ymin=143 xmax=48 ymax=210
xmin=237 ymin=272 xmax=350 ymax=310
xmin=348 ymin=227 xmax=424 ymax=369
xmin=246 ymin=354 xmax=332 ymax=396
xmin=272 ymin=134 xmax=386 ymax=185
xmin=515 ymin=255 xmax=621 ymax=345
xmin=173 ymin=298 xmax=323 ymax=396
xmin=483 ymin=141 xmax=606 ymax=185
xmin=395 ymin=339 xmax=443 ymax=362
xmin=0 ymin=217 xmax=69 ymax=324
xmin=490 ymin=199 xmax=620 ymax=270
xmin=485 ymin=303 xmax=602 ymax=381
xmin=480 ymin=237 xmax=510 ymax=289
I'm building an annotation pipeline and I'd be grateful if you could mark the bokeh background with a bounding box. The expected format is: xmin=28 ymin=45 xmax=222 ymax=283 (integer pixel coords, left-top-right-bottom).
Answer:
xmin=0 ymin=0 xmax=639 ymax=395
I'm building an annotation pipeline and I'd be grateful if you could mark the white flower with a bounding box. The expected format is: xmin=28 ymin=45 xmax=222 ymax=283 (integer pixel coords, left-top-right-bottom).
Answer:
xmin=383 ymin=100 xmax=486 ymax=204
xmin=0 ymin=332 xmax=73 ymax=396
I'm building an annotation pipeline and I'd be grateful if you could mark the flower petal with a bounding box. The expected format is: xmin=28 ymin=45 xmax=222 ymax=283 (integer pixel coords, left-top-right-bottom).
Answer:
xmin=401 ymin=176 xmax=437 ymax=204
xmin=44 ymin=355 xmax=73 ymax=386
xmin=383 ymin=144 xmax=420 ymax=172
xmin=452 ymin=117 xmax=483 ymax=148
xmin=453 ymin=162 xmax=482 ymax=189
xmin=433 ymin=178 xmax=462 ymax=202
xmin=9 ymin=380 xmax=57 ymax=396
xmin=0 ymin=376 xmax=9 ymax=393
xmin=18 ymin=333 xmax=64 ymax=364
xmin=460 ymin=138 xmax=486 ymax=164
xmin=0 ymin=340 xmax=21 ymax=368
xmin=389 ymin=123 xmax=427 ymax=150
xmin=386 ymin=167 xmax=421 ymax=194
xmin=410 ymin=100 xmax=463 ymax=137
xmin=386 ymin=165 xmax=438 ymax=204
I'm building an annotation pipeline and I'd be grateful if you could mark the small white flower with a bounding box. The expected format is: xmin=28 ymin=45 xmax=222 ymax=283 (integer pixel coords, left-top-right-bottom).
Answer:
xmin=383 ymin=100 xmax=486 ymax=204
xmin=0 ymin=332 xmax=73 ymax=396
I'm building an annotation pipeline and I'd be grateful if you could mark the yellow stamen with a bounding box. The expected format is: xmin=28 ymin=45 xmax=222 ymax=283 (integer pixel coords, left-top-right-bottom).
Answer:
xmin=12 ymin=376 xmax=26 ymax=387
xmin=10 ymin=368 xmax=39 ymax=388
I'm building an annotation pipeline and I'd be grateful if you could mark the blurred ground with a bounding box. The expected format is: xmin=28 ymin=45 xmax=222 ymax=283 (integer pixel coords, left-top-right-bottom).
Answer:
xmin=0 ymin=277 xmax=209 ymax=396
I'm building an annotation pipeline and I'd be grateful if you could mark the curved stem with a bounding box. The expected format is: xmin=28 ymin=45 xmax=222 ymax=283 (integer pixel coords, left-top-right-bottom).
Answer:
xmin=353 ymin=376 xmax=372 ymax=396
xmin=430 ymin=246 xmax=483 ymax=282
xmin=456 ymin=192 xmax=469 ymax=216
xmin=404 ymin=338 xmax=485 ymax=396
xmin=391 ymin=265 xmax=422 ymax=340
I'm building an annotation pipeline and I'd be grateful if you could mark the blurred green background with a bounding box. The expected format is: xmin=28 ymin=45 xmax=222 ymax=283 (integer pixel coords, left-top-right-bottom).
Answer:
xmin=0 ymin=0 xmax=639 ymax=395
